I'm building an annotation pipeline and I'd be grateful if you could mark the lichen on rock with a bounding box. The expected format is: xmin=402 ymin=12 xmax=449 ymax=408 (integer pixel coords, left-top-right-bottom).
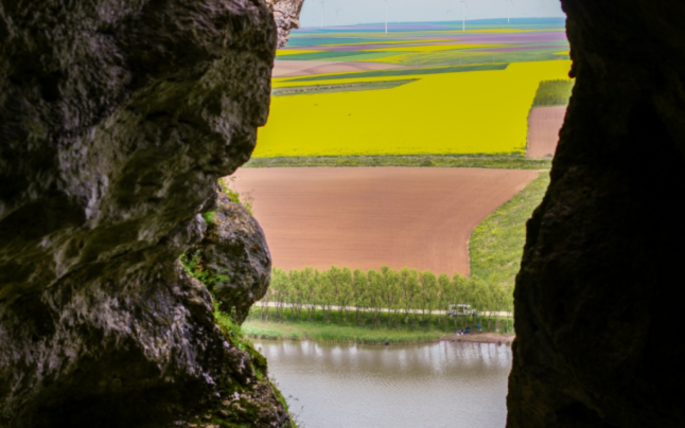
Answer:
xmin=0 ymin=0 xmax=292 ymax=426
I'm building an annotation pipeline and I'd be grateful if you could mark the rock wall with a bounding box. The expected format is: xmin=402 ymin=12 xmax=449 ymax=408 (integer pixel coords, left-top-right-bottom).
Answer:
xmin=266 ymin=0 xmax=306 ymax=47
xmin=0 ymin=0 xmax=291 ymax=426
xmin=190 ymin=189 xmax=272 ymax=325
xmin=508 ymin=1 xmax=685 ymax=427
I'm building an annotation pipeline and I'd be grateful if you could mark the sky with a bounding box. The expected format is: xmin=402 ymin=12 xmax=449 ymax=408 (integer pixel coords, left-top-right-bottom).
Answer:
xmin=298 ymin=0 xmax=565 ymax=28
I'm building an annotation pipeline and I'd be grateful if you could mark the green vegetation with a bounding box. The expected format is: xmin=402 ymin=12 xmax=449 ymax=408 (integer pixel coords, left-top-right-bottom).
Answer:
xmin=245 ymin=318 xmax=447 ymax=344
xmin=470 ymin=172 xmax=550 ymax=288
xmin=532 ymin=79 xmax=575 ymax=107
xmin=272 ymin=79 xmax=418 ymax=97
xmin=202 ymin=211 xmax=215 ymax=224
xmin=244 ymin=153 xmax=551 ymax=170
xmin=286 ymin=63 xmax=509 ymax=83
xmin=180 ymin=250 xmax=230 ymax=287
xmin=245 ymin=309 xmax=513 ymax=344
xmin=220 ymin=176 xmax=253 ymax=214
xmin=250 ymin=266 xmax=513 ymax=335
xmin=213 ymin=307 xmax=300 ymax=428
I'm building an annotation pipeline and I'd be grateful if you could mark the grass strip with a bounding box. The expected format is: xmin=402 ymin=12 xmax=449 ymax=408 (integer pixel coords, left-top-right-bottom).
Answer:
xmin=272 ymin=79 xmax=418 ymax=97
xmin=245 ymin=154 xmax=551 ymax=170
xmin=244 ymin=306 xmax=514 ymax=345
xmin=470 ymin=172 xmax=551 ymax=287
xmin=244 ymin=320 xmax=447 ymax=344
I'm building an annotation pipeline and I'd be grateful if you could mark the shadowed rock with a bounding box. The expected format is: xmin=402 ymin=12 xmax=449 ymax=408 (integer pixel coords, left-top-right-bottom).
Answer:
xmin=508 ymin=1 xmax=685 ymax=427
xmin=0 ymin=0 xmax=290 ymax=426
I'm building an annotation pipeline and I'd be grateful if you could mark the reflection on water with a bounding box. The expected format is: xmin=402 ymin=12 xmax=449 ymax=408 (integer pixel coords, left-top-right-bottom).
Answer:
xmin=255 ymin=340 xmax=512 ymax=428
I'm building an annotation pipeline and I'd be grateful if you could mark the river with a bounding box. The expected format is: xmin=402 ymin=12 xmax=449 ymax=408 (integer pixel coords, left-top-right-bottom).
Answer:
xmin=254 ymin=340 xmax=512 ymax=428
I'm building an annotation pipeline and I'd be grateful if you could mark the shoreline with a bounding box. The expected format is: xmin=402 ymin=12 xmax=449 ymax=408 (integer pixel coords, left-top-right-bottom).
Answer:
xmin=245 ymin=326 xmax=515 ymax=347
xmin=446 ymin=332 xmax=515 ymax=346
xmin=250 ymin=335 xmax=514 ymax=347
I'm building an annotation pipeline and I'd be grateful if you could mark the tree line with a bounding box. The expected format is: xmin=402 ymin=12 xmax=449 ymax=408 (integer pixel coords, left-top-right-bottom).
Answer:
xmin=254 ymin=266 xmax=514 ymax=332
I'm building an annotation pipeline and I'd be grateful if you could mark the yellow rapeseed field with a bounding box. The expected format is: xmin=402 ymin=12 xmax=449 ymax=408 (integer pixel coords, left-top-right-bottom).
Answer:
xmin=254 ymin=60 xmax=572 ymax=157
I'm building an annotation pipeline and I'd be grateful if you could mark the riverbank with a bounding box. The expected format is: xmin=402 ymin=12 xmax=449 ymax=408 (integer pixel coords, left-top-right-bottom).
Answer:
xmin=242 ymin=319 xmax=514 ymax=345
xmin=449 ymin=332 xmax=515 ymax=345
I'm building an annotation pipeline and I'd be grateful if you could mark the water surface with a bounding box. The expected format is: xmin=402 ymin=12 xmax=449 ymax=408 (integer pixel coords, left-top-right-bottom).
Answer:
xmin=255 ymin=340 xmax=512 ymax=428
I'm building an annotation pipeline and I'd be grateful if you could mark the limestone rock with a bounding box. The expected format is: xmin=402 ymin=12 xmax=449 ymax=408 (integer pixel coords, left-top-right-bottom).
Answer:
xmin=194 ymin=190 xmax=271 ymax=325
xmin=0 ymin=0 xmax=290 ymax=426
xmin=508 ymin=1 xmax=685 ymax=427
xmin=266 ymin=0 xmax=306 ymax=47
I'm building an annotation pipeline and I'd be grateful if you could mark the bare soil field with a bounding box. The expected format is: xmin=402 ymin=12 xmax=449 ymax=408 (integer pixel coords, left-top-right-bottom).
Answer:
xmin=272 ymin=60 xmax=401 ymax=78
xmin=527 ymin=106 xmax=567 ymax=158
xmin=230 ymin=167 xmax=539 ymax=276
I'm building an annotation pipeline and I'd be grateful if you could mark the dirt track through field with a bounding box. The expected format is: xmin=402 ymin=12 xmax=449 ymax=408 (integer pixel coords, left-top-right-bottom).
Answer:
xmin=527 ymin=106 xmax=567 ymax=158
xmin=231 ymin=167 xmax=539 ymax=276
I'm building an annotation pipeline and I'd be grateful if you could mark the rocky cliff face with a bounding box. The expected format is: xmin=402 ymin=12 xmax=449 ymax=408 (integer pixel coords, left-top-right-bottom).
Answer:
xmin=508 ymin=1 xmax=685 ymax=427
xmin=0 ymin=0 xmax=291 ymax=426
xmin=266 ymin=0 xmax=305 ymax=47
xmin=189 ymin=190 xmax=272 ymax=325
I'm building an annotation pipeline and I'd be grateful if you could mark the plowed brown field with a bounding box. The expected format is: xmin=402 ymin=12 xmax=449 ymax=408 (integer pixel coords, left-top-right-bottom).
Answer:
xmin=231 ymin=167 xmax=539 ymax=276
xmin=527 ymin=106 xmax=567 ymax=158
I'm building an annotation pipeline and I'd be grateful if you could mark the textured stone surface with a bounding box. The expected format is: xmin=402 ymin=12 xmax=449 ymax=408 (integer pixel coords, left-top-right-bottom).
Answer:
xmin=266 ymin=0 xmax=305 ymax=47
xmin=194 ymin=190 xmax=271 ymax=325
xmin=0 ymin=0 xmax=290 ymax=426
xmin=508 ymin=1 xmax=685 ymax=427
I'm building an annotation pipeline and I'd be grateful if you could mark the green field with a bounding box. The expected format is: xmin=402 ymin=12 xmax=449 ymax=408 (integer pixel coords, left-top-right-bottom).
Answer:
xmin=470 ymin=172 xmax=551 ymax=287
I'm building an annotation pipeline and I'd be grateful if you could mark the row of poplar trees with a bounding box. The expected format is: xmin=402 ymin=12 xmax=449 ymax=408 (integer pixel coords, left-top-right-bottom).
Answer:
xmin=254 ymin=266 xmax=513 ymax=330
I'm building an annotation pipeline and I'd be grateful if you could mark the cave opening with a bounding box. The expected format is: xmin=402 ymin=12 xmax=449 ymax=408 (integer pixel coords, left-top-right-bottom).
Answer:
xmin=1 ymin=0 xmax=684 ymax=427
